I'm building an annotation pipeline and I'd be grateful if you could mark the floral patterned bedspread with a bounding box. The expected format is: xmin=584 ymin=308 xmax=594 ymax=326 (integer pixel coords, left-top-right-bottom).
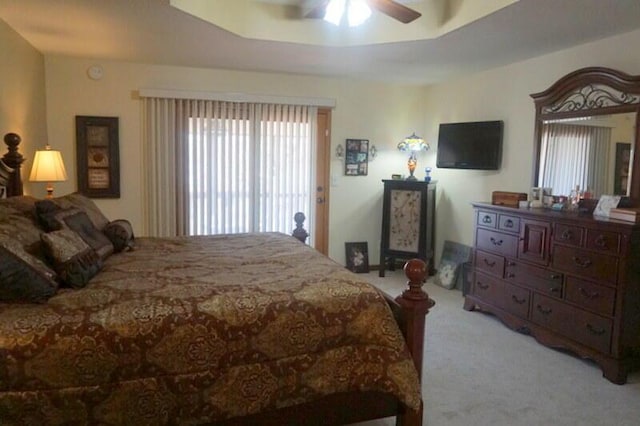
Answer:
xmin=0 ymin=233 xmax=420 ymax=425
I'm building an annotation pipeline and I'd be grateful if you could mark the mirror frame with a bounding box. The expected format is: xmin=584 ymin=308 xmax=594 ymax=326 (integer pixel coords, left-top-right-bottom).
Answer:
xmin=531 ymin=67 xmax=640 ymax=205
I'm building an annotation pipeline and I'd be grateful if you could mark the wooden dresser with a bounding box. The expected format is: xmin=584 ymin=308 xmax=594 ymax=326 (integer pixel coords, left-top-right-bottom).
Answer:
xmin=464 ymin=202 xmax=640 ymax=384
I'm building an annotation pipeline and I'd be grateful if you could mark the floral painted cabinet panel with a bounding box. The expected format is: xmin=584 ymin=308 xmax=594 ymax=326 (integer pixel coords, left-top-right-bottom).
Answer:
xmin=379 ymin=179 xmax=436 ymax=277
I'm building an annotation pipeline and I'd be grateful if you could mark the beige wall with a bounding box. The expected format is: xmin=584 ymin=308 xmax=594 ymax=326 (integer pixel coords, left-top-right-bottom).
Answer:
xmin=423 ymin=28 xmax=640 ymax=256
xmin=0 ymin=19 xmax=47 ymax=189
xmin=28 ymin=25 xmax=640 ymax=267
xmin=43 ymin=57 xmax=424 ymax=263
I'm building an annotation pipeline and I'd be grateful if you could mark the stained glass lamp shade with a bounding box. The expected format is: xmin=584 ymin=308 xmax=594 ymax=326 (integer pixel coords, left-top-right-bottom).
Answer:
xmin=397 ymin=133 xmax=429 ymax=181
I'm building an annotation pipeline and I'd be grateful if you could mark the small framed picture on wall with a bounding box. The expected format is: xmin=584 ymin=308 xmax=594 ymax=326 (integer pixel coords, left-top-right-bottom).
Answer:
xmin=344 ymin=139 xmax=369 ymax=176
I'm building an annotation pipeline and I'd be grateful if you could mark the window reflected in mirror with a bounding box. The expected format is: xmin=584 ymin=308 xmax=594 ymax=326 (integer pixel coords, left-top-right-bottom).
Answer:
xmin=537 ymin=112 xmax=636 ymax=199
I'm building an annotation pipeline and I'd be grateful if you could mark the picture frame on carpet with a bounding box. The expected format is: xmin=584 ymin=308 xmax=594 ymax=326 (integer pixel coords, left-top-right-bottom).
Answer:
xmin=345 ymin=241 xmax=369 ymax=273
xmin=436 ymin=240 xmax=472 ymax=289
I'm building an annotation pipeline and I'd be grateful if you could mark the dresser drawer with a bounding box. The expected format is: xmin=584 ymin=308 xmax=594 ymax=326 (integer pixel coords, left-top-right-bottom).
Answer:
xmin=554 ymin=223 xmax=584 ymax=247
xmin=498 ymin=214 xmax=520 ymax=234
xmin=504 ymin=260 xmax=563 ymax=298
xmin=502 ymin=281 xmax=530 ymax=318
xmin=476 ymin=228 xmax=518 ymax=257
xmin=565 ymin=276 xmax=616 ymax=317
xmin=585 ymin=229 xmax=620 ymax=254
xmin=531 ymin=294 xmax=612 ymax=353
xmin=552 ymin=245 xmax=618 ymax=285
xmin=475 ymin=250 xmax=504 ymax=278
xmin=473 ymin=272 xmax=504 ymax=305
xmin=477 ymin=210 xmax=497 ymax=228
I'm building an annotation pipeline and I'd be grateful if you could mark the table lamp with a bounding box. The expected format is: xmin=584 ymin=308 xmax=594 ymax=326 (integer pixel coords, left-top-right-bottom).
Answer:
xmin=29 ymin=145 xmax=68 ymax=198
xmin=397 ymin=133 xmax=429 ymax=180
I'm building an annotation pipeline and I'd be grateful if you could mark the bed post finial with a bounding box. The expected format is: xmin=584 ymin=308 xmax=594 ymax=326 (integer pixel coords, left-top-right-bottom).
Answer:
xmin=3 ymin=133 xmax=25 ymax=196
xmin=395 ymin=258 xmax=434 ymax=377
xmin=292 ymin=212 xmax=309 ymax=243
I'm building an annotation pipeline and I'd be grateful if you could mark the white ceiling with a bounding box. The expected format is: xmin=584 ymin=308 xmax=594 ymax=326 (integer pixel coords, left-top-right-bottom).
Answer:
xmin=2 ymin=0 xmax=640 ymax=84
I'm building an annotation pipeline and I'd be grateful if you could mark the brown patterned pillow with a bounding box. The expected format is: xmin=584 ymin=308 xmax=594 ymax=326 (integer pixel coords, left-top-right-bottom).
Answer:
xmin=1 ymin=196 xmax=46 ymax=259
xmin=52 ymin=209 xmax=114 ymax=260
xmin=41 ymin=230 xmax=103 ymax=288
xmin=103 ymin=219 xmax=135 ymax=252
xmin=53 ymin=193 xmax=110 ymax=231
xmin=35 ymin=199 xmax=63 ymax=231
xmin=0 ymin=235 xmax=58 ymax=303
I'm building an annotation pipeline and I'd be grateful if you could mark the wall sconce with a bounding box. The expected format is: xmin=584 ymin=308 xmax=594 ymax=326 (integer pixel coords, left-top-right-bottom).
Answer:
xmin=369 ymin=144 xmax=377 ymax=160
xmin=335 ymin=143 xmax=344 ymax=159
xmin=29 ymin=145 xmax=68 ymax=198
xmin=397 ymin=133 xmax=429 ymax=180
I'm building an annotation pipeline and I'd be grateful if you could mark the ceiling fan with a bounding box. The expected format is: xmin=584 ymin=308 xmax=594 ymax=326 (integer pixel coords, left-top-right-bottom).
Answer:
xmin=304 ymin=0 xmax=422 ymax=24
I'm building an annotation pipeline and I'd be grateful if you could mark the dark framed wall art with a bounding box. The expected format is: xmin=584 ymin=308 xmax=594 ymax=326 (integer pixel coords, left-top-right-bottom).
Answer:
xmin=344 ymin=139 xmax=369 ymax=176
xmin=75 ymin=116 xmax=120 ymax=198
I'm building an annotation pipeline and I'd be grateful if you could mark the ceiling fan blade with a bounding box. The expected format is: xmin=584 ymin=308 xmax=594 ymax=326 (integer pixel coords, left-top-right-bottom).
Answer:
xmin=303 ymin=0 xmax=330 ymax=19
xmin=367 ymin=0 xmax=422 ymax=23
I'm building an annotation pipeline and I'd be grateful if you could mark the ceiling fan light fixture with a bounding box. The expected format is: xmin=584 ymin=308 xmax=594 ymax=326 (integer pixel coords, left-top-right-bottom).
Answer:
xmin=324 ymin=0 xmax=346 ymax=26
xmin=348 ymin=0 xmax=372 ymax=27
xmin=323 ymin=0 xmax=372 ymax=27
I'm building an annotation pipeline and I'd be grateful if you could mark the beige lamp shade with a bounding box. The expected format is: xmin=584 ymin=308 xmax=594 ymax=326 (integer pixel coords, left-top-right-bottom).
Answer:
xmin=29 ymin=145 xmax=68 ymax=197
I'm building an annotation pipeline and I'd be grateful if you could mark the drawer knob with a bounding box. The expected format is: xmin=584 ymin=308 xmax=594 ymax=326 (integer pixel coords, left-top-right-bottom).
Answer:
xmin=507 ymin=261 xmax=516 ymax=267
xmin=579 ymin=287 xmax=600 ymax=300
xmin=483 ymin=259 xmax=496 ymax=267
xmin=477 ymin=281 xmax=489 ymax=290
xmin=560 ymin=229 xmax=573 ymax=240
xmin=594 ymin=235 xmax=608 ymax=249
xmin=536 ymin=304 xmax=553 ymax=315
xmin=511 ymin=295 xmax=526 ymax=304
xmin=572 ymin=256 xmax=593 ymax=268
xmin=549 ymin=274 xmax=561 ymax=280
xmin=490 ymin=237 xmax=503 ymax=246
xmin=482 ymin=215 xmax=492 ymax=224
xmin=586 ymin=324 xmax=606 ymax=336
xmin=504 ymin=219 xmax=514 ymax=228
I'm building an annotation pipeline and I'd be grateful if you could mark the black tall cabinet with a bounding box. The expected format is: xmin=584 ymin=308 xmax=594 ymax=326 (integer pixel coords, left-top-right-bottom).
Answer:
xmin=379 ymin=180 xmax=436 ymax=277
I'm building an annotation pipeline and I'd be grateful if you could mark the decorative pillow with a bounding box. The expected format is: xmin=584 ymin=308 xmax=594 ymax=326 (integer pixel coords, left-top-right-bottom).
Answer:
xmin=51 ymin=209 xmax=114 ymax=260
xmin=53 ymin=193 xmax=110 ymax=231
xmin=41 ymin=230 xmax=103 ymax=289
xmin=1 ymin=196 xmax=46 ymax=259
xmin=103 ymin=219 xmax=135 ymax=252
xmin=0 ymin=195 xmax=39 ymax=218
xmin=35 ymin=199 xmax=64 ymax=231
xmin=0 ymin=235 xmax=58 ymax=303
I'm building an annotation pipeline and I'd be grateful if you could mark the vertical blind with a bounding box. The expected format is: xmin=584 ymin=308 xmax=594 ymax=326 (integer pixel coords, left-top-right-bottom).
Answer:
xmin=143 ymin=97 xmax=317 ymax=239
xmin=539 ymin=123 xmax=610 ymax=197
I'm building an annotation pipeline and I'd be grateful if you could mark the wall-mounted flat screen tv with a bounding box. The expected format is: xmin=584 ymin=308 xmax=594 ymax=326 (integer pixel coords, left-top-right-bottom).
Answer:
xmin=436 ymin=120 xmax=504 ymax=170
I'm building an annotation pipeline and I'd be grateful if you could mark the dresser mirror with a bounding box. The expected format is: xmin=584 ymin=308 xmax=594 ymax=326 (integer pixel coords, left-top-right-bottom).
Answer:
xmin=531 ymin=67 xmax=640 ymax=204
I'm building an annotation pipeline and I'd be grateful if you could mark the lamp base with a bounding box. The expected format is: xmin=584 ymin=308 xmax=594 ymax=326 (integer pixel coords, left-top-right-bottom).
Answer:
xmin=46 ymin=183 xmax=54 ymax=199
xmin=405 ymin=175 xmax=418 ymax=181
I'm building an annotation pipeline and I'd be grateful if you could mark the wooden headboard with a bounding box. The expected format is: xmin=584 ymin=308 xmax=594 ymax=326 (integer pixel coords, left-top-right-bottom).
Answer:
xmin=1 ymin=133 xmax=25 ymax=197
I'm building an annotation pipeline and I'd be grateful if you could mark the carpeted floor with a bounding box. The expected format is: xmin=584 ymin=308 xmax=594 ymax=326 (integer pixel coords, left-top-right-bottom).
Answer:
xmin=353 ymin=270 xmax=640 ymax=426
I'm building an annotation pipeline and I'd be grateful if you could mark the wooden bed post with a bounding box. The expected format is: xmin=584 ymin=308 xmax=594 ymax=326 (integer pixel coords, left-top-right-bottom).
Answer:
xmin=3 ymin=133 xmax=24 ymax=197
xmin=292 ymin=212 xmax=309 ymax=243
xmin=395 ymin=258 xmax=434 ymax=426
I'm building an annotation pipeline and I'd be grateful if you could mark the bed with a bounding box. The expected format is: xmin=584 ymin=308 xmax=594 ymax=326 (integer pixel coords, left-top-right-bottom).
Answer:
xmin=0 ymin=134 xmax=434 ymax=425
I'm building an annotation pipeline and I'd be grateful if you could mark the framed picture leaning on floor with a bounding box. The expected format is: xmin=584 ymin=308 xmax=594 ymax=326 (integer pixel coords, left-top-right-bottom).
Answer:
xmin=345 ymin=242 xmax=369 ymax=273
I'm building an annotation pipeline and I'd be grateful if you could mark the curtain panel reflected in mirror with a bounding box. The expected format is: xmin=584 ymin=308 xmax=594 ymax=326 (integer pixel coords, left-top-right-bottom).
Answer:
xmin=539 ymin=123 xmax=611 ymax=198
